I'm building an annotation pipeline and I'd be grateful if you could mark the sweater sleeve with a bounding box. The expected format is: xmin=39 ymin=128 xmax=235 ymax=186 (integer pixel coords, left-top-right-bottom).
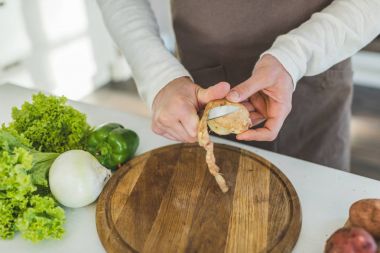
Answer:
xmin=97 ymin=0 xmax=191 ymax=109
xmin=262 ymin=0 xmax=380 ymax=88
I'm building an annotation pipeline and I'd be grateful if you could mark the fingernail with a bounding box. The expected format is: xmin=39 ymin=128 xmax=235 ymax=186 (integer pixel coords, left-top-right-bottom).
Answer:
xmin=227 ymin=91 xmax=240 ymax=102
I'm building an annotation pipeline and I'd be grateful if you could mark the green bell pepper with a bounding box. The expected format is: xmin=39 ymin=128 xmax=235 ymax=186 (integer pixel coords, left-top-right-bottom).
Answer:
xmin=86 ymin=123 xmax=139 ymax=170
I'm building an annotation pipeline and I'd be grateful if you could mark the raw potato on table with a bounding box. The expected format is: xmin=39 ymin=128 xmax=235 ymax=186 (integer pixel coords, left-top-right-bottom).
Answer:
xmin=198 ymin=99 xmax=251 ymax=193
xmin=325 ymin=227 xmax=377 ymax=253
xmin=325 ymin=199 xmax=380 ymax=253
xmin=349 ymin=199 xmax=380 ymax=239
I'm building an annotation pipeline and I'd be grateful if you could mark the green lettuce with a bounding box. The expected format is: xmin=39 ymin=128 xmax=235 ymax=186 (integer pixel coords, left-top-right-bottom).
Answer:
xmin=16 ymin=196 xmax=65 ymax=242
xmin=0 ymin=131 xmax=65 ymax=242
xmin=0 ymin=148 xmax=34 ymax=239
xmin=5 ymin=93 xmax=91 ymax=153
xmin=0 ymin=130 xmax=58 ymax=187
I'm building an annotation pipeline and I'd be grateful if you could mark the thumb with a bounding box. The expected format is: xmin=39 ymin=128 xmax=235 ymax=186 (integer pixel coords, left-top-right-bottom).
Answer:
xmin=226 ymin=76 xmax=266 ymax=103
xmin=197 ymin=82 xmax=230 ymax=106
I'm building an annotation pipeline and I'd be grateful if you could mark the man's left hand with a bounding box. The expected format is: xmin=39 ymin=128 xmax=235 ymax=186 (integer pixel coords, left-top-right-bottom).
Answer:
xmin=226 ymin=54 xmax=294 ymax=141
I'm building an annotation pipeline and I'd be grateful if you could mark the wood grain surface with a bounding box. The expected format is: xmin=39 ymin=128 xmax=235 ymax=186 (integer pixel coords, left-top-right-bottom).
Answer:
xmin=96 ymin=143 xmax=302 ymax=253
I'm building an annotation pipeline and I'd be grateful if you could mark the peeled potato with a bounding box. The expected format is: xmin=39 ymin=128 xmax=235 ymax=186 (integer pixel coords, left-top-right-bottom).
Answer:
xmin=349 ymin=199 xmax=380 ymax=239
xmin=206 ymin=99 xmax=251 ymax=135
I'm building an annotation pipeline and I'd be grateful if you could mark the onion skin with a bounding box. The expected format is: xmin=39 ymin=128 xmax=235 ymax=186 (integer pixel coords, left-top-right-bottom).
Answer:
xmin=49 ymin=150 xmax=112 ymax=208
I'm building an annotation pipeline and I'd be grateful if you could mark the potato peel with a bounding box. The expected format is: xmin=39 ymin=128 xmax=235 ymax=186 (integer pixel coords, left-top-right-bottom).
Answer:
xmin=198 ymin=99 xmax=251 ymax=193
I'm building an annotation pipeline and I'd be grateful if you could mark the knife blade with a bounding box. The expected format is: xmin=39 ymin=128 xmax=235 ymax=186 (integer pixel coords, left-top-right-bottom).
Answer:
xmin=208 ymin=105 xmax=240 ymax=120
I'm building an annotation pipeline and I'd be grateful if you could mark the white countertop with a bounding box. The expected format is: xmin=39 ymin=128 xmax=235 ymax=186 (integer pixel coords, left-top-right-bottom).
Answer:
xmin=0 ymin=83 xmax=379 ymax=253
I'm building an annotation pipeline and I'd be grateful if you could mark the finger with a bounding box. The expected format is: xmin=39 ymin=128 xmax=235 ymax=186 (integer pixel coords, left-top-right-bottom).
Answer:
xmin=241 ymin=101 xmax=255 ymax=112
xmin=249 ymin=93 xmax=267 ymax=116
xmin=249 ymin=111 xmax=266 ymax=126
xmin=153 ymin=124 xmax=182 ymax=141
xmin=152 ymin=121 xmax=164 ymax=135
xmin=155 ymin=121 xmax=184 ymax=141
xmin=197 ymin=82 xmax=230 ymax=106
xmin=162 ymin=133 xmax=177 ymax=141
xmin=236 ymin=116 xmax=284 ymax=141
xmin=179 ymin=107 xmax=199 ymax=139
xmin=226 ymin=75 xmax=266 ymax=103
xmin=180 ymin=122 xmax=198 ymax=143
xmin=166 ymin=121 xmax=195 ymax=143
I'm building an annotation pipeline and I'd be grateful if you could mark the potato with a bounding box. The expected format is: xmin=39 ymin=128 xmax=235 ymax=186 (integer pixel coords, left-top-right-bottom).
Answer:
xmin=349 ymin=199 xmax=380 ymax=239
xmin=206 ymin=99 xmax=251 ymax=135
xmin=325 ymin=227 xmax=377 ymax=253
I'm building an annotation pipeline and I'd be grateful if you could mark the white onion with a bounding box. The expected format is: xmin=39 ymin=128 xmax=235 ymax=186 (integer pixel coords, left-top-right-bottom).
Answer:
xmin=49 ymin=150 xmax=112 ymax=208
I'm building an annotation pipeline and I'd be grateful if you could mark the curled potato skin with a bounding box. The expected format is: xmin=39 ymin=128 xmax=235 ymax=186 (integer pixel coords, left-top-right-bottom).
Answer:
xmin=197 ymin=99 xmax=251 ymax=193
xmin=349 ymin=199 xmax=380 ymax=239
xmin=325 ymin=227 xmax=377 ymax=253
xmin=198 ymin=100 xmax=230 ymax=193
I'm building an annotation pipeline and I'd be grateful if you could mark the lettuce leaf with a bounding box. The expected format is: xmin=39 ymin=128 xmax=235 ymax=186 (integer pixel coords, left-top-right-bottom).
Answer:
xmin=5 ymin=93 xmax=91 ymax=153
xmin=16 ymin=196 xmax=65 ymax=242
xmin=30 ymin=151 xmax=59 ymax=187
xmin=0 ymin=147 xmax=35 ymax=239
xmin=0 ymin=132 xmax=65 ymax=242
xmin=0 ymin=128 xmax=30 ymax=151
xmin=0 ymin=130 xmax=58 ymax=187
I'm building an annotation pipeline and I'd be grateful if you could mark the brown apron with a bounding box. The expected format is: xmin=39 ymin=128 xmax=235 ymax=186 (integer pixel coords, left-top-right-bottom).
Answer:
xmin=171 ymin=0 xmax=353 ymax=171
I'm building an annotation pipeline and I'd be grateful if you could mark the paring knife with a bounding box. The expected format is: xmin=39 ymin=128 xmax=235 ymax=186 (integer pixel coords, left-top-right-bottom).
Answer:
xmin=208 ymin=105 xmax=240 ymax=120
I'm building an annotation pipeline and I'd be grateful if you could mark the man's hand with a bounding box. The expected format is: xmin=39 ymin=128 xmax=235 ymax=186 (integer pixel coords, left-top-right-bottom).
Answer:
xmin=226 ymin=54 xmax=294 ymax=141
xmin=152 ymin=77 xmax=230 ymax=142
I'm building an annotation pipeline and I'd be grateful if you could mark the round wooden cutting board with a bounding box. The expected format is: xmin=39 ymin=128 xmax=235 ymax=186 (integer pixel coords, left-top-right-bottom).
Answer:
xmin=96 ymin=143 xmax=302 ymax=253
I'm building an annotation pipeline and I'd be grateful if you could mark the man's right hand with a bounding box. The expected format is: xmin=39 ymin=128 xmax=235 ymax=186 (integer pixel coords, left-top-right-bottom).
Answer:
xmin=152 ymin=77 xmax=230 ymax=142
